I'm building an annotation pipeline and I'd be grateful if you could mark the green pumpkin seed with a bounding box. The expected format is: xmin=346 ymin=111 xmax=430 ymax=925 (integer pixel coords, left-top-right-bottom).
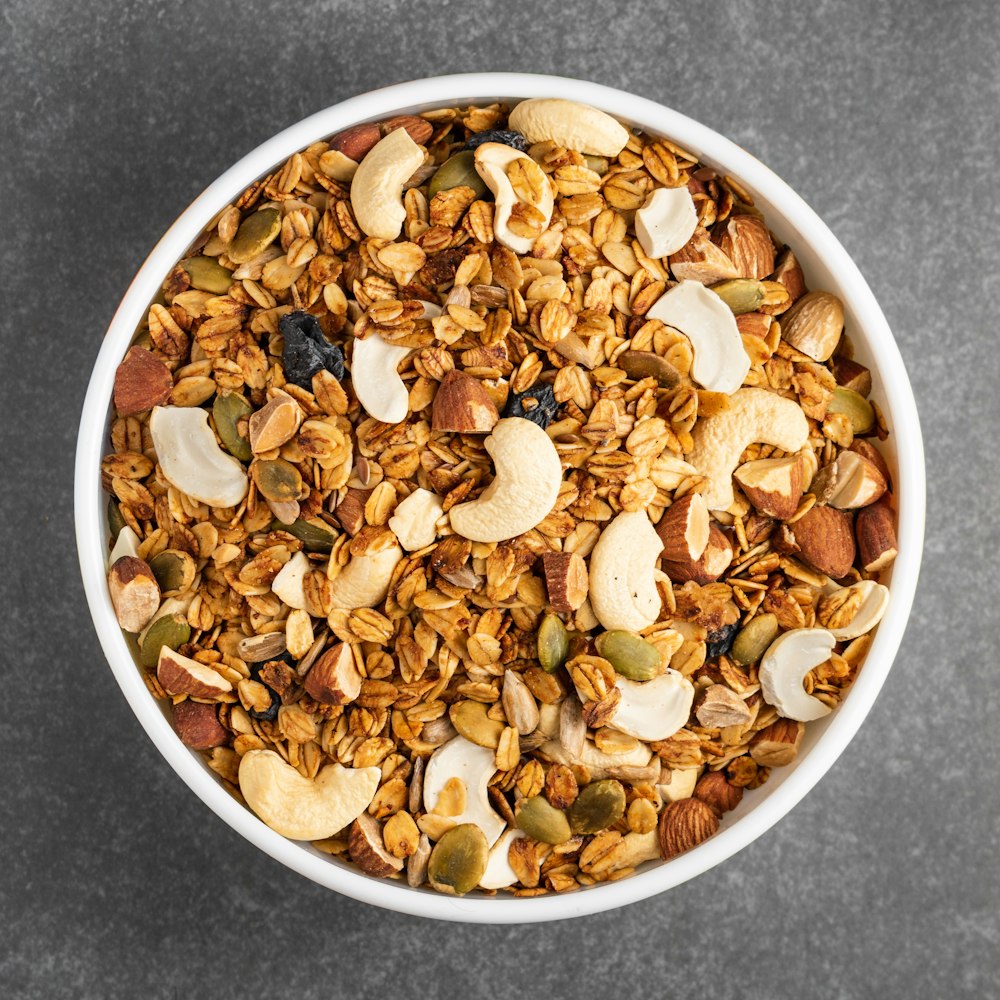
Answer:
xmin=182 ymin=256 xmax=234 ymax=294
xmin=108 ymin=499 xmax=126 ymax=538
xmin=731 ymin=613 xmax=779 ymax=666
xmin=618 ymin=350 xmax=681 ymax=388
xmin=569 ymin=779 xmax=626 ymax=835
xmin=449 ymin=700 xmax=504 ymax=749
xmin=139 ymin=614 xmax=191 ymax=669
xmin=252 ymin=458 xmax=303 ymax=502
xmin=595 ymin=631 xmax=661 ymax=681
xmin=149 ymin=549 xmax=195 ymax=593
xmin=710 ymin=278 xmax=766 ymax=315
xmin=537 ymin=613 xmax=570 ymax=673
xmin=827 ymin=386 xmax=875 ymax=435
xmin=278 ymin=518 xmax=336 ymax=553
xmin=214 ymin=393 xmax=253 ymax=462
xmin=427 ymin=824 xmax=489 ymax=896
xmin=228 ymin=207 xmax=281 ymax=264
xmin=516 ymin=796 xmax=572 ymax=845
xmin=428 ymin=150 xmax=490 ymax=200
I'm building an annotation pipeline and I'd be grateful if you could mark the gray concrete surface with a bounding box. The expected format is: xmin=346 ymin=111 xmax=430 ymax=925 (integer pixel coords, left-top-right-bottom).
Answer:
xmin=2 ymin=0 xmax=998 ymax=996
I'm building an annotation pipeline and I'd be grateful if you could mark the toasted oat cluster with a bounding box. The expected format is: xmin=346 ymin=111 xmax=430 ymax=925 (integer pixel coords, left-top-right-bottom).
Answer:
xmin=103 ymin=98 xmax=898 ymax=896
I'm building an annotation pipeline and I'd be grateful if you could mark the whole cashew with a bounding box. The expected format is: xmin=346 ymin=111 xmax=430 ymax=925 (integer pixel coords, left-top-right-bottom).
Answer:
xmin=350 ymin=127 xmax=425 ymax=239
xmin=508 ymin=98 xmax=629 ymax=156
xmin=424 ymin=736 xmax=506 ymax=847
xmin=239 ymin=749 xmax=381 ymax=841
xmin=448 ymin=418 xmax=563 ymax=543
xmin=588 ymin=510 xmax=664 ymax=633
xmin=606 ymin=670 xmax=695 ymax=742
xmin=350 ymin=333 xmax=411 ymax=425
xmin=687 ymin=387 xmax=810 ymax=511
xmin=635 ymin=187 xmax=699 ymax=260
xmin=328 ymin=539 xmax=403 ymax=609
xmin=646 ymin=280 xmax=750 ymax=394
xmin=150 ymin=406 xmax=249 ymax=508
xmin=759 ymin=627 xmax=835 ymax=722
xmin=474 ymin=142 xmax=554 ymax=254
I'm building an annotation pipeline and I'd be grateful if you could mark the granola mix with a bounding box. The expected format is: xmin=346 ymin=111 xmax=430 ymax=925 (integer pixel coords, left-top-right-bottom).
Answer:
xmin=103 ymin=98 xmax=898 ymax=896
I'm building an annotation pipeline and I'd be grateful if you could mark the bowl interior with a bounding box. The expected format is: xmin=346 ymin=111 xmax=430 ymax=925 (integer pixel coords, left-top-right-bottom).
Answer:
xmin=75 ymin=73 xmax=925 ymax=923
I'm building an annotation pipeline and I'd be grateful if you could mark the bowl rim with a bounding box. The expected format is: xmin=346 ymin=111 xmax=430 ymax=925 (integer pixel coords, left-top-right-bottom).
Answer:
xmin=75 ymin=72 xmax=925 ymax=923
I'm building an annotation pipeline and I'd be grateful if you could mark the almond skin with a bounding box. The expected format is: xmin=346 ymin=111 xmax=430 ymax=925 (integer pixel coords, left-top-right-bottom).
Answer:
xmin=656 ymin=494 xmax=710 ymax=562
xmin=431 ymin=370 xmax=499 ymax=434
xmin=349 ymin=812 xmax=404 ymax=876
xmin=713 ymin=214 xmax=775 ymax=280
xmin=172 ymin=700 xmax=228 ymax=750
xmin=734 ymin=456 xmax=803 ymax=520
xmin=658 ymin=797 xmax=720 ymax=859
xmin=304 ymin=642 xmax=362 ymax=705
xmin=540 ymin=551 xmax=589 ymax=613
xmin=693 ymin=771 xmax=744 ymax=815
xmin=789 ymin=505 xmax=856 ymax=578
xmin=113 ymin=346 xmax=173 ymax=416
xmin=856 ymin=502 xmax=898 ymax=573
xmin=771 ymin=248 xmax=806 ymax=302
xmin=329 ymin=123 xmax=381 ymax=161
xmin=157 ymin=647 xmax=233 ymax=699
xmin=334 ymin=487 xmax=371 ymax=536
xmin=662 ymin=523 xmax=733 ymax=585
xmin=750 ymin=718 xmax=804 ymax=767
xmin=831 ymin=356 xmax=873 ymax=397
xmin=380 ymin=114 xmax=434 ymax=146
xmin=780 ymin=290 xmax=844 ymax=362
xmin=849 ymin=439 xmax=892 ymax=488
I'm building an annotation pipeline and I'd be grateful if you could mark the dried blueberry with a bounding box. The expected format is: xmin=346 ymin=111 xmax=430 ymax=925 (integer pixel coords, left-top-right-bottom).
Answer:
xmin=280 ymin=310 xmax=345 ymax=389
xmin=706 ymin=622 xmax=739 ymax=659
xmin=503 ymin=383 xmax=559 ymax=429
xmin=463 ymin=129 xmax=529 ymax=153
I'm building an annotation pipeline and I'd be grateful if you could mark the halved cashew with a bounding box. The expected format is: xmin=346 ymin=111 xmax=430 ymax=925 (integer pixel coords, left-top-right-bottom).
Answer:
xmin=150 ymin=406 xmax=249 ymax=508
xmin=508 ymin=98 xmax=629 ymax=156
xmin=540 ymin=736 xmax=652 ymax=780
xmin=588 ymin=511 xmax=664 ymax=632
xmin=646 ymin=281 xmax=750 ymax=394
xmin=606 ymin=671 xmax=695 ymax=742
xmin=328 ymin=539 xmax=403 ymax=609
xmin=479 ymin=828 xmax=526 ymax=890
xmin=351 ymin=333 xmax=411 ymax=425
xmin=423 ymin=736 xmax=506 ymax=847
xmin=350 ymin=127 xmax=425 ymax=239
xmin=822 ymin=579 xmax=889 ymax=640
xmin=474 ymin=143 xmax=554 ymax=254
xmin=657 ymin=767 xmax=699 ymax=804
xmin=387 ymin=487 xmax=444 ymax=551
xmin=687 ymin=387 xmax=810 ymax=511
xmin=448 ymin=418 xmax=563 ymax=543
xmin=239 ymin=749 xmax=380 ymax=840
xmin=271 ymin=550 xmax=310 ymax=610
xmin=108 ymin=525 xmax=141 ymax=565
xmin=759 ymin=628 xmax=836 ymax=722
xmin=613 ymin=830 xmax=661 ymax=871
xmin=635 ymin=187 xmax=699 ymax=260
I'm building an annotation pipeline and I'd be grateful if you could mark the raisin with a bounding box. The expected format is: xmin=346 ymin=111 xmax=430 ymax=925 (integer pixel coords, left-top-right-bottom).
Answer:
xmin=280 ymin=310 xmax=345 ymax=389
xmin=503 ymin=383 xmax=559 ymax=429
xmin=706 ymin=622 xmax=739 ymax=659
xmin=463 ymin=129 xmax=529 ymax=153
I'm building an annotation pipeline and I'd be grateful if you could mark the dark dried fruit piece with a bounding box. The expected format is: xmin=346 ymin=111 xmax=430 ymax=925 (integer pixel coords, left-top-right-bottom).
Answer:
xmin=705 ymin=621 xmax=739 ymax=659
xmin=463 ymin=129 xmax=529 ymax=153
xmin=247 ymin=657 xmax=285 ymax=722
xmin=503 ymin=382 xmax=559 ymax=429
xmin=280 ymin=311 xmax=345 ymax=389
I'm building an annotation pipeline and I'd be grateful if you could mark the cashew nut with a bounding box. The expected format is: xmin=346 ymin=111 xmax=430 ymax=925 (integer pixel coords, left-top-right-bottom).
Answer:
xmin=474 ymin=142 xmax=554 ymax=254
xmin=350 ymin=333 xmax=411 ymax=425
xmin=238 ymin=749 xmax=380 ymax=841
xmin=328 ymin=539 xmax=403 ymax=609
xmin=448 ymin=418 xmax=563 ymax=543
xmin=424 ymin=736 xmax=506 ymax=847
xmin=687 ymin=387 xmax=810 ymax=511
xmin=271 ymin=550 xmax=310 ymax=610
xmin=588 ymin=511 xmax=664 ymax=632
xmin=606 ymin=671 xmax=695 ymax=742
xmin=350 ymin=127 xmax=425 ymax=240
xmin=150 ymin=406 xmax=249 ymax=508
xmin=540 ymin=736 xmax=653 ymax=780
xmin=508 ymin=98 xmax=629 ymax=156
xmin=479 ymin=828 xmax=526 ymax=890
xmin=635 ymin=187 xmax=699 ymax=260
xmin=646 ymin=281 xmax=750 ymax=394
xmin=108 ymin=525 xmax=141 ymax=565
xmin=759 ymin=628 xmax=836 ymax=722
xmin=823 ymin=579 xmax=889 ymax=640
xmin=657 ymin=767 xmax=700 ymax=804
xmin=387 ymin=487 xmax=444 ymax=551
xmin=614 ymin=830 xmax=662 ymax=871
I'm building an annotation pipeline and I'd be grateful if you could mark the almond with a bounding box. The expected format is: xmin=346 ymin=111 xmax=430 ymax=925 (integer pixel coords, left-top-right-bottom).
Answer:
xmin=831 ymin=355 xmax=873 ymax=397
xmin=303 ymin=642 xmax=362 ymax=705
xmin=657 ymin=797 xmax=720 ymax=859
xmin=157 ymin=647 xmax=233 ymax=699
xmin=108 ymin=555 xmax=161 ymax=633
xmin=329 ymin=123 xmax=381 ymax=162
xmin=348 ymin=812 xmax=404 ymax=877
xmin=713 ymin=215 xmax=775 ymax=280
xmin=735 ymin=312 xmax=772 ymax=340
xmin=750 ymin=718 xmax=804 ymax=766
xmin=171 ymin=700 xmax=228 ymax=750
xmin=695 ymin=685 xmax=752 ymax=729
xmin=662 ymin=522 xmax=733 ymax=585
xmin=849 ymin=439 xmax=892 ymax=488
xmin=788 ymin=505 xmax=855 ymax=578
xmin=431 ymin=369 xmax=499 ymax=433
xmin=248 ymin=390 xmax=302 ymax=454
xmin=693 ymin=770 xmax=744 ymax=815
xmin=810 ymin=452 xmax=886 ymax=509
xmin=780 ymin=290 xmax=845 ymax=362
xmin=656 ymin=494 xmax=710 ymax=562
xmin=771 ymin=248 xmax=806 ymax=302
xmin=856 ymin=502 xmax=898 ymax=573
xmin=540 ymin=551 xmax=589 ymax=613
xmin=668 ymin=228 xmax=740 ymax=284
xmin=733 ymin=456 xmax=803 ymax=520
xmin=113 ymin=346 xmax=173 ymax=416
xmin=334 ymin=487 xmax=371 ymax=536
xmin=380 ymin=114 xmax=434 ymax=146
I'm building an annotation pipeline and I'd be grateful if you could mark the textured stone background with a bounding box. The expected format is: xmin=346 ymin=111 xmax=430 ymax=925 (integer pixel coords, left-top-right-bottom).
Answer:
xmin=2 ymin=0 xmax=998 ymax=996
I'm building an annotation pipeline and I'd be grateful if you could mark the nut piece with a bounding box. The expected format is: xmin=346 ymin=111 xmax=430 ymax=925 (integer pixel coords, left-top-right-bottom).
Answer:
xmin=114 ymin=346 xmax=173 ymax=416
xmin=431 ymin=369 xmax=499 ymax=434
xmin=540 ymin=551 xmax=589 ymax=613
xmin=334 ymin=487 xmax=370 ymax=536
xmin=780 ymin=290 xmax=844 ymax=362
xmin=658 ymin=797 xmax=720 ymax=859
xmin=239 ymin=749 xmax=380 ymax=840
xmin=670 ymin=229 xmax=741 ymax=284
xmin=831 ymin=356 xmax=873 ymax=397
xmin=661 ymin=522 xmax=733 ymax=585
xmin=606 ymin=670 xmax=694 ymax=742
xmin=734 ymin=456 xmax=803 ymax=520
xmin=819 ymin=579 xmax=890 ymax=640
xmin=329 ymin=122 xmax=381 ymax=161
xmin=388 ymin=487 xmax=444 ymax=551
xmin=655 ymin=493 xmax=710 ymax=562
xmin=788 ymin=505 xmax=856 ymax=579
xmin=714 ymin=215 xmax=775 ymax=280
xmin=693 ymin=771 xmax=744 ymax=814
xmin=149 ymin=406 xmax=249 ymax=508
xmin=479 ymin=827 xmax=527 ymax=890
xmin=351 ymin=333 xmax=411 ymax=425
xmin=304 ymin=642 xmax=361 ymax=705
xmin=248 ymin=390 xmax=302 ymax=454
xmin=156 ymin=646 xmax=233 ymax=698
xmin=809 ymin=451 xmax=886 ymax=509
xmin=635 ymin=187 xmax=699 ymax=259
xmin=502 ymin=669 xmax=540 ymax=736
xmin=448 ymin=418 xmax=563 ymax=543
xmin=772 ymin=248 xmax=806 ymax=302
xmin=508 ymin=98 xmax=630 ymax=155
xmin=108 ymin=525 xmax=141 ymax=565
xmin=750 ymin=717 xmax=804 ymax=766
xmin=271 ymin=550 xmax=310 ymax=610
xmin=657 ymin=767 xmax=699 ymax=804
xmin=588 ymin=511 xmax=664 ymax=633
xmin=171 ymin=700 xmax=227 ymax=750
xmin=646 ymin=280 xmax=750 ymax=394
xmin=474 ymin=142 xmax=555 ymax=254
xmin=108 ymin=555 xmax=161 ymax=633
xmin=349 ymin=812 xmax=404 ymax=877
xmin=328 ymin=538 xmax=403 ymax=609
xmin=759 ymin=628 xmax=836 ymax=722
xmin=541 ymin=736 xmax=653 ymax=781
xmin=423 ymin=736 xmax=506 ymax=847
xmin=688 ymin=388 xmax=810 ymax=511
xmin=350 ymin=127 xmax=425 ymax=240
xmin=695 ymin=686 xmax=752 ymax=729
xmin=856 ymin=502 xmax=898 ymax=573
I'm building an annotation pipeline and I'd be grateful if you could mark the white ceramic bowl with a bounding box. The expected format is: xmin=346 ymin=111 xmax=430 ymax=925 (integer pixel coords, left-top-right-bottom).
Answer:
xmin=75 ymin=73 xmax=925 ymax=923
